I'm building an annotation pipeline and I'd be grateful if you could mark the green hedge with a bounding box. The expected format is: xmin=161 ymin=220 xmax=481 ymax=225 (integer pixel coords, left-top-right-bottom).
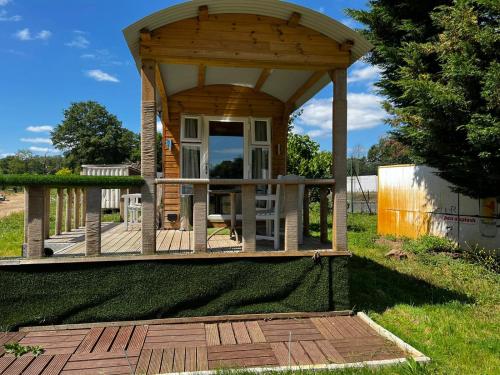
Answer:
xmin=0 ymin=174 xmax=145 ymax=188
xmin=0 ymin=257 xmax=349 ymax=330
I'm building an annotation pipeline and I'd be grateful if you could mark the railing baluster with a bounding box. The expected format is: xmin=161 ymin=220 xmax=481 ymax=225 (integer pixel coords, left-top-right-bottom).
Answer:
xmin=320 ymin=186 xmax=328 ymax=243
xmin=284 ymin=182 xmax=299 ymax=251
xmin=55 ymin=188 xmax=64 ymax=236
xmin=65 ymin=188 xmax=73 ymax=233
xmin=26 ymin=186 xmax=45 ymax=258
xmin=303 ymin=186 xmax=310 ymax=238
xmin=193 ymin=183 xmax=207 ymax=252
xmin=74 ymin=188 xmax=81 ymax=229
xmin=43 ymin=187 xmax=50 ymax=239
xmin=242 ymin=184 xmax=256 ymax=252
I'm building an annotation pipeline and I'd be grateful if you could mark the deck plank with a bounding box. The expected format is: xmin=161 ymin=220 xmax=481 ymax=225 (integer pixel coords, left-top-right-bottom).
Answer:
xmin=232 ymin=322 xmax=252 ymax=344
xmin=218 ymin=323 xmax=237 ymax=345
xmin=205 ymin=323 xmax=221 ymax=346
xmin=160 ymin=349 xmax=175 ymax=374
xmin=22 ymin=355 xmax=53 ymax=375
xmin=75 ymin=327 xmax=104 ymax=354
xmin=196 ymin=346 xmax=209 ymax=371
xmin=246 ymin=321 xmax=266 ymax=343
xmin=92 ymin=326 xmax=119 ymax=353
xmin=135 ymin=349 xmax=152 ymax=374
xmin=172 ymin=347 xmax=185 ymax=373
xmin=110 ymin=326 xmax=134 ymax=352
xmin=127 ymin=326 xmax=148 ymax=351
xmin=147 ymin=349 xmax=162 ymax=375
xmin=40 ymin=354 xmax=71 ymax=375
xmin=2 ymin=355 xmax=34 ymax=375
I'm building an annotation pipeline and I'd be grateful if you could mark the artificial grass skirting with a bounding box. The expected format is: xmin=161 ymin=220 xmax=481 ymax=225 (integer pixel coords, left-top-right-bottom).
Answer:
xmin=0 ymin=174 xmax=145 ymax=188
xmin=0 ymin=256 xmax=349 ymax=330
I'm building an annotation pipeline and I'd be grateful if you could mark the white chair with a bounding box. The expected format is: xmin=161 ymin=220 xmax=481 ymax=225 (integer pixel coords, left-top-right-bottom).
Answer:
xmin=123 ymin=193 xmax=142 ymax=230
xmin=255 ymin=175 xmax=305 ymax=250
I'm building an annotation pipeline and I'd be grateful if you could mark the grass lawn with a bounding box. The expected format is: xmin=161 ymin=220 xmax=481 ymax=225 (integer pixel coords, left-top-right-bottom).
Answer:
xmin=0 ymin=204 xmax=498 ymax=374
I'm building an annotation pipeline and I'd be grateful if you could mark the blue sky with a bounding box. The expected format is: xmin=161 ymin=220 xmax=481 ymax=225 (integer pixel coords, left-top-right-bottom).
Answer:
xmin=0 ymin=0 xmax=389 ymax=158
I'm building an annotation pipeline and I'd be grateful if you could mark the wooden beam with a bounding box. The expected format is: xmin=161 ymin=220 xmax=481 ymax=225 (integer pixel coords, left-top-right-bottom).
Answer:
xmin=198 ymin=5 xmax=209 ymax=21
xmin=140 ymin=28 xmax=151 ymax=42
xmin=286 ymin=71 xmax=326 ymax=108
xmin=287 ymin=12 xmax=301 ymax=27
xmin=155 ymin=64 xmax=169 ymax=124
xmin=198 ymin=64 xmax=206 ymax=89
xmin=254 ymin=68 xmax=272 ymax=91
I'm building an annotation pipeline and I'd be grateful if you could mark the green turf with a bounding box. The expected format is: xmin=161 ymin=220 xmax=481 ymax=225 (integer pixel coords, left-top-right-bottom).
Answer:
xmin=0 ymin=174 xmax=144 ymax=188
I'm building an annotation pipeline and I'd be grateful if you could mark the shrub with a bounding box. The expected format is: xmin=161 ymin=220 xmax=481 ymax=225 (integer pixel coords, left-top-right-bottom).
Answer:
xmin=462 ymin=243 xmax=499 ymax=273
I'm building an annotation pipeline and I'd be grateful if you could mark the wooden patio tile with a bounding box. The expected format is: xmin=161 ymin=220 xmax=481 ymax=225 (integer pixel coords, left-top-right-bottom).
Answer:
xmin=196 ymin=346 xmax=209 ymax=371
xmin=259 ymin=319 xmax=323 ymax=343
xmin=334 ymin=316 xmax=363 ymax=337
xmin=352 ymin=316 xmax=379 ymax=336
xmin=62 ymin=356 xmax=138 ymax=371
xmin=110 ymin=326 xmax=134 ymax=352
xmin=300 ymin=340 xmax=328 ymax=364
xmin=232 ymin=322 xmax=252 ymax=344
xmin=245 ymin=321 xmax=266 ymax=343
xmin=270 ymin=342 xmax=294 ymax=366
xmin=207 ymin=343 xmax=278 ymax=370
xmin=68 ymin=351 xmax=140 ymax=362
xmin=22 ymin=355 xmax=53 ymax=375
xmin=218 ymin=323 xmax=236 ymax=345
xmin=2 ymin=355 xmax=34 ymax=375
xmin=159 ymin=348 xmax=175 ymax=374
xmin=205 ymin=323 xmax=221 ymax=346
xmin=40 ymin=354 xmax=71 ymax=375
xmin=185 ymin=347 xmax=197 ymax=372
xmin=75 ymin=327 xmax=104 ymax=354
xmin=146 ymin=349 xmax=162 ymax=375
xmin=61 ymin=366 xmax=133 ymax=375
xmin=0 ymin=357 xmax=15 ymax=374
xmin=127 ymin=325 xmax=148 ymax=351
xmin=326 ymin=317 xmax=353 ymax=338
xmin=135 ymin=349 xmax=152 ymax=374
xmin=92 ymin=326 xmax=119 ymax=353
xmin=172 ymin=347 xmax=185 ymax=373
xmin=288 ymin=342 xmax=312 ymax=365
xmin=315 ymin=340 xmax=345 ymax=363
xmin=314 ymin=317 xmax=345 ymax=339
xmin=25 ymin=330 xmax=89 ymax=337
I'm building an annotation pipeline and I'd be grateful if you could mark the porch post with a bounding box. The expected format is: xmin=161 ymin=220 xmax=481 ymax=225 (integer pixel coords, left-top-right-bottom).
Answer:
xmin=241 ymin=185 xmax=256 ymax=252
xmin=55 ymin=188 xmax=64 ymax=235
xmin=193 ymin=184 xmax=207 ymax=252
xmin=140 ymin=58 xmax=157 ymax=255
xmin=284 ymin=182 xmax=299 ymax=251
xmin=81 ymin=189 xmax=87 ymax=226
xmin=26 ymin=186 xmax=45 ymax=258
xmin=44 ymin=188 xmax=50 ymax=239
xmin=320 ymin=186 xmax=329 ymax=243
xmin=85 ymin=187 xmax=102 ymax=256
xmin=330 ymin=69 xmax=348 ymax=252
xmin=74 ymin=188 xmax=81 ymax=229
xmin=65 ymin=188 xmax=73 ymax=232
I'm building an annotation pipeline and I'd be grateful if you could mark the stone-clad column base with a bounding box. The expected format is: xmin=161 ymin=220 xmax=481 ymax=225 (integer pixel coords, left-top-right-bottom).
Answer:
xmin=85 ymin=187 xmax=102 ymax=256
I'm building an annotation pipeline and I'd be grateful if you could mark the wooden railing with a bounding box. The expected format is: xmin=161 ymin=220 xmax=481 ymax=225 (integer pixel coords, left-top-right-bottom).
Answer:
xmin=155 ymin=178 xmax=335 ymax=253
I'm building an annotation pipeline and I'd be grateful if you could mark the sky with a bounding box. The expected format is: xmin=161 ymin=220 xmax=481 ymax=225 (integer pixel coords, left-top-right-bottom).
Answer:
xmin=0 ymin=0 xmax=390 ymax=159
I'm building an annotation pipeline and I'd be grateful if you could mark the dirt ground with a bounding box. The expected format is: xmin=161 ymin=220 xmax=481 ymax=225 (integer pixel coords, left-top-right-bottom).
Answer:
xmin=0 ymin=192 xmax=25 ymax=219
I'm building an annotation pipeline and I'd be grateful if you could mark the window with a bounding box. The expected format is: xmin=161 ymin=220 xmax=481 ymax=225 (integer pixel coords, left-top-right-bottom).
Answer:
xmin=181 ymin=116 xmax=201 ymax=142
xmin=251 ymin=119 xmax=271 ymax=145
xmin=251 ymin=146 xmax=270 ymax=196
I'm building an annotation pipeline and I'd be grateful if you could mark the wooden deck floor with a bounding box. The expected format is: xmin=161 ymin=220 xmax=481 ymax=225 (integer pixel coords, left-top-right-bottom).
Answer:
xmin=45 ymin=223 xmax=331 ymax=256
xmin=0 ymin=314 xmax=418 ymax=374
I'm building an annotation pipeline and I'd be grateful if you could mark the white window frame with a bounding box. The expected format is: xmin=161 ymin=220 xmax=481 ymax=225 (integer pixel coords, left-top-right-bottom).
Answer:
xmin=251 ymin=118 xmax=271 ymax=146
xmin=181 ymin=115 xmax=202 ymax=143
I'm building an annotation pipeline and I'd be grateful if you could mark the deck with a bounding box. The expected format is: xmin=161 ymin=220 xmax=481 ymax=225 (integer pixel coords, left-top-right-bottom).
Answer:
xmin=45 ymin=223 xmax=332 ymax=256
xmin=0 ymin=313 xmax=428 ymax=374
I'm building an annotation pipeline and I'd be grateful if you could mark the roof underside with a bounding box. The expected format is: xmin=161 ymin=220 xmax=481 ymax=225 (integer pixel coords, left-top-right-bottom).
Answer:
xmin=123 ymin=0 xmax=373 ymax=108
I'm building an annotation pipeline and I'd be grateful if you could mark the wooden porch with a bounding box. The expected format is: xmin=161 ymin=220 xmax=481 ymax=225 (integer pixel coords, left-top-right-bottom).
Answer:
xmin=0 ymin=312 xmax=428 ymax=374
xmin=45 ymin=222 xmax=331 ymax=257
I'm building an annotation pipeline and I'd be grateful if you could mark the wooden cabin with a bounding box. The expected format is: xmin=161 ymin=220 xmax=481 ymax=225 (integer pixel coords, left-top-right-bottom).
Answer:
xmin=123 ymin=0 xmax=372 ymax=253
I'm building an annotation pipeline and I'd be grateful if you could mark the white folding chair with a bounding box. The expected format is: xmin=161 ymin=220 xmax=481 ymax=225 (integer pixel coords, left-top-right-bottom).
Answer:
xmin=123 ymin=193 xmax=142 ymax=230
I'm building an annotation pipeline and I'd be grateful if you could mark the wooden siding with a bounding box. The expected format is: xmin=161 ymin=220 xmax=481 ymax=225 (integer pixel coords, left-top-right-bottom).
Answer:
xmin=162 ymin=84 xmax=286 ymax=229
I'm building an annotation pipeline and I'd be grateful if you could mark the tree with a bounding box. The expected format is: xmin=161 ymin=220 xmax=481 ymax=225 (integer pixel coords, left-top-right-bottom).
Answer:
xmin=348 ymin=0 xmax=500 ymax=198
xmin=0 ymin=151 xmax=64 ymax=175
xmin=367 ymin=136 xmax=414 ymax=165
xmin=51 ymin=101 xmax=140 ymax=169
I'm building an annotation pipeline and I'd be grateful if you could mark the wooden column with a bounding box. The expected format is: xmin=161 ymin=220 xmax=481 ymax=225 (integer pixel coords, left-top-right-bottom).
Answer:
xmin=284 ymin=182 xmax=299 ymax=251
xmin=26 ymin=186 xmax=45 ymax=258
xmin=44 ymin=188 xmax=50 ymax=239
xmin=23 ymin=188 xmax=29 ymax=244
xmin=74 ymin=188 xmax=81 ymax=229
xmin=85 ymin=187 xmax=102 ymax=256
xmin=320 ymin=187 xmax=329 ymax=243
xmin=193 ymin=184 xmax=207 ymax=252
xmin=65 ymin=188 xmax=73 ymax=232
xmin=303 ymin=186 xmax=310 ymax=238
xmin=55 ymin=188 xmax=64 ymax=235
xmin=141 ymin=58 xmax=157 ymax=254
xmin=242 ymin=185 xmax=256 ymax=252
xmin=81 ymin=189 xmax=87 ymax=226
xmin=330 ymin=69 xmax=348 ymax=252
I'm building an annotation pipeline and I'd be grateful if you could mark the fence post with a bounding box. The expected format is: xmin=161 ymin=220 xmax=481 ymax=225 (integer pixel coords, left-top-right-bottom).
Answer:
xmin=193 ymin=183 xmax=207 ymax=252
xmin=74 ymin=188 xmax=81 ymax=229
xmin=85 ymin=187 xmax=102 ymax=256
xmin=65 ymin=188 xmax=73 ymax=232
xmin=284 ymin=182 xmax=299 ymax=251
xmin=55 ymin=188 xmax=63 ymax=235
xmin=320 ymin=187 xmax=329 ymax=243
xmin=242 ymin=184 xmax=256 ymax=252
xmin=26 ymin=186 xmax=45 ymax=258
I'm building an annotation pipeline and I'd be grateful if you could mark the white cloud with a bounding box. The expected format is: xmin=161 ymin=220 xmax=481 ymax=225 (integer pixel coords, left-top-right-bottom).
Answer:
xmin=0 ymin=0 xmax=11 ymax=6
xmin=0 ymin=9 xmax=21 ymax=21
xmin=26 ymin=125 xmax=53 ymax=133
xmin=1 ymin=153 xmax=14 ymax=158
xmin=296 ymin=93 xmax=387 ymax=138
xmin=317 ymin=7 xmax=325 ymax=14
xmin=65 ymin=32 xmax=90 ymax=48
xmin=348 ymin=63 xmax=381 ymax=84
xmin=14 ymin=28 xmax=52 ymax=41
xmin=157 ymin=120 xmax=163 ymax=133
xmin=86 ymin=69 xmax=119 ymax=83
xmin=80 ymin=49 xmax=128 ymax=66
xmin=29 ymin=146 xmax=58 ymax=154
xmin=80 ymin=53 xmax=95 ymax=59
xmin=20 ymin=137 xmax=52 ymax=144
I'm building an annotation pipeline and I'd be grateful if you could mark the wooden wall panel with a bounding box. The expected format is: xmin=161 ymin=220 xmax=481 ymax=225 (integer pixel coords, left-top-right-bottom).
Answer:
xmin=162 ymin=85 xmax=286 ymax=229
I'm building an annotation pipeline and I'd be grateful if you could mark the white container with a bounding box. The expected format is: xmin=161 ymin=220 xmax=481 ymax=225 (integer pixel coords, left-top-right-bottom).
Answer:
xmin=81 ymin=164 xmax=140 ymax=209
